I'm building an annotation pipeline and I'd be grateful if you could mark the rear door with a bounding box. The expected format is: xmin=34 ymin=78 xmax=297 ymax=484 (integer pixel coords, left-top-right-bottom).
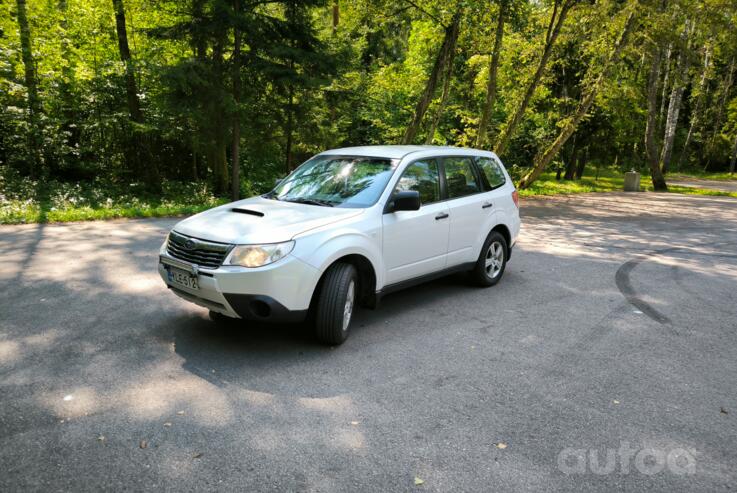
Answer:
xmin=382 ymin=158 xmax=450 ymax=285
xmin=476 ymin=155 xmax=511 ymax=214
xmin=442 ymin=156 xmax=488 ymax=267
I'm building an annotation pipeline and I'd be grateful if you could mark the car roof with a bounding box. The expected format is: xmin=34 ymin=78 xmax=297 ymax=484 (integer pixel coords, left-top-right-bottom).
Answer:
xmin=319 ymin=145 xmax=475 ymax=160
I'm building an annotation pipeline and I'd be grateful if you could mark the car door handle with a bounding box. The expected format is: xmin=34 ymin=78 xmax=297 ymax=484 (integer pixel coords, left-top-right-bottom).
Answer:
xmin=435 ymin=212 xmax=449 ymax=220
xmin=482 ymin=202 xmax=493 ymax=209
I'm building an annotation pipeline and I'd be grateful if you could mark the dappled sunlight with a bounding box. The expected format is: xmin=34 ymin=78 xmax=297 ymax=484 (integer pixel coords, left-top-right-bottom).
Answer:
xmin=41 ymin=386 xmax=102 ymax=419
xmin=0 ymin=340 xmax=21 ymax=366
xmin=1 ymin=193 xmax=736 ymax=490
xmin=335 ymin=427 xmax=366 ymax=451
xmin=0 ymin=330 xmax=61 ymax=368
xmin=297 ymin=395 xmax=356 ymax=415
xmin=117 ymin=368 xmax=235 ymax=425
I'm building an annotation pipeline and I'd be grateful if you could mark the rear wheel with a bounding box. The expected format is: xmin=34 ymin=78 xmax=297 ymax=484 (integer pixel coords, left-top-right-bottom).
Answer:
xmin=315 ymin=263 xmax=358 ymax=345
xmin=470 ymin=231 xmax=508 ymax=286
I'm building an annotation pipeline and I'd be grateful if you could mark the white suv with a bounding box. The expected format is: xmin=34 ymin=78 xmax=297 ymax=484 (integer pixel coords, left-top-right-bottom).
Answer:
xmin=159 ymin=146 xmax=520 ymax=344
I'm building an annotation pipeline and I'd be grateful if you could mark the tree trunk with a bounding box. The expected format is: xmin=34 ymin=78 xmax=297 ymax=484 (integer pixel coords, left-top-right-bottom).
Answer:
xmin=332 ymin=0 xmax=339 ymax=34
xmin=209 ymin=140 xmax=228 ymax=194
xmin=659 ymin=21 xmax=692 ymax=175
xmin=112 ymin=0 xmax=143 ymax=123
xmin=730 ymin=134 xmax=737 ymax=175
xmin=563 ymin=134 xmax=577 ymax=180
xmin=231 ymin=0 xmax=241 ymax=202
xmin=575 ymin=146 xmax=588 ymax=179
xmin=658 ymin=43 xmax=672 ymax=122
xmin=401 ymin=12 xmax=461 ymax=144
xmin=424 ymin=29 xmax=458 ymax=144
xmin=704 ymin=57 xmax=734 ymax=170
xmin=645 ymin=46 xmax=668 ymax=191
xmin=676 ymin=42 xmax=711 ymax=168
xmin=58 ymin=0 xmax=79 ymax=161
xmin=112 ymin=0 xmax=160 ymax=188
xmin=518 ymin=10 xmax=635 ymax=189
xmin=209 ymin=35 xmax=229 ymax=194
xmin=192 ymin=0 xmax=207 ymax=60
xmin=285 ymin=84 xmax=294 ymax=174
xmin=191 ymin=149 xmax=198 ymax=181
xmin=493 ymin=0 xmax=573 ymax=157
xmin=16 ymin=0 xmax=43 ymax=176
xmin=475 ymin=0 xmax=506 ymax=148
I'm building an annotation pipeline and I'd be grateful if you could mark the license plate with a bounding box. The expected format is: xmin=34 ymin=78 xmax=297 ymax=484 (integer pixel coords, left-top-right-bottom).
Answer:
xmin=167 ymin=266 xmax=199 ymax=290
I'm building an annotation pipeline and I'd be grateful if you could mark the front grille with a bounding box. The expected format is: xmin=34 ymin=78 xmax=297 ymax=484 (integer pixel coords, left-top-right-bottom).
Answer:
xmin=167 ymin=231 xmax=231 ymax=269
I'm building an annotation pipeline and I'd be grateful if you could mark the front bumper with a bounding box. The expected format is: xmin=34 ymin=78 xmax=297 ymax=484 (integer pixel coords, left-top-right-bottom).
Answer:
xmin=158 ymin=252 xmax=319 ymax=322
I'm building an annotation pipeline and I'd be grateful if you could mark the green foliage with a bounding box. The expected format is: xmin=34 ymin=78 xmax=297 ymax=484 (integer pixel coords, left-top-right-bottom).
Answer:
xmin=1 ymin=0 xmax=736 ymax=223
xmin=0 ymin=166 xmax=227 ymax=224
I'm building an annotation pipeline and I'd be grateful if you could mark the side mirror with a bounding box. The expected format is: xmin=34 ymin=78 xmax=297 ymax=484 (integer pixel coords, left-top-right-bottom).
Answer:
xmin=389 ymin=190 xmax=421 ymax=212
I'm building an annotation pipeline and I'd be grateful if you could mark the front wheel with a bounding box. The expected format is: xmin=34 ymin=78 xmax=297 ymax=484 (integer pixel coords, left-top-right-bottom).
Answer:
xmin=209 ymin=310 xmax=230 ymax=323
xmin=470 ymin=231 xmax=508 ymax=287
xmin=314 ymin=263 xmax=358 ymax=345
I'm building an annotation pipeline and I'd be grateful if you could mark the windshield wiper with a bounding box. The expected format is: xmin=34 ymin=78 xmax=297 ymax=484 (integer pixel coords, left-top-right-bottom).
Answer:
xmin=284 ymin=198 xmax=335 ymax=207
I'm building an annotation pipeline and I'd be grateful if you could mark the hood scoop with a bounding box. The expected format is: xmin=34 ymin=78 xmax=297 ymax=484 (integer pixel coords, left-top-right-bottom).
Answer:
xmin=231 ymin=208 xmax=264 ymax=217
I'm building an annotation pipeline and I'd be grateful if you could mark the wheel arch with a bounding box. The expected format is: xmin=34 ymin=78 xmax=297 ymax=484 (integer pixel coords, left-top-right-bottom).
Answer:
xmin=309 ymin=253 xmax=379 ymax=313
xmin=491 ymin=223 xmax=511 ymax=250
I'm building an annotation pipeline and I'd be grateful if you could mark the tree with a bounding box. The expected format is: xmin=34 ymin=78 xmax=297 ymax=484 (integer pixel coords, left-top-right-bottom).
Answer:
xmin=112 ymin=0 xmax=143 ymax=123
xmin=15 ymin=0 xmax=42 ymax=176
xmin=518 ymin=8 xmax=636 ymax=189
xmin=676 ymin=41 xmax=711 ymax=169
xmin=111 ymin=0 xmax=161 ymax=189
xmin=493 ymin=0 xmax=577 ymax=157
xmin=645 ymin=40 xmax=668 ymax=191
xmin=401 ymin=11 xmax=461 ymax=144
xmin=659 ymin=20 xmax=693 ymax=174
xmin=476 ymin=0 xmax=507 ymax=148
xmin=231 ymin=0 xmax=241 ymax=201
xmin=2 ymin=0 xmax=737 ymax=200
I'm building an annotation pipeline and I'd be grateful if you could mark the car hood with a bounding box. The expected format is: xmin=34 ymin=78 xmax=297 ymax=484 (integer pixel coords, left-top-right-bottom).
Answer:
xmin=173 ymin=196 xmax=364 ymax=245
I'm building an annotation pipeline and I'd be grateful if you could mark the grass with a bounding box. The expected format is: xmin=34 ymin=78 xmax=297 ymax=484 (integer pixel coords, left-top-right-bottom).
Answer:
xmin=0 ymin=171 xmax=229 ymax=225
xmin=2 ymin=166 xmax=735 ymax=225
xmin=669 ymin=171 xmax=737 ymax=181
xmin=518 ymin=167 xmax=737 ymax=199
xmin=0 ymin=201 xmax=228 ymax=224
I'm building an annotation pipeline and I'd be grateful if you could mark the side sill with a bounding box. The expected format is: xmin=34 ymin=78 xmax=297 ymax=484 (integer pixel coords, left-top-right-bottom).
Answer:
xmin=376 ymin=262 xmax=476 ymax=301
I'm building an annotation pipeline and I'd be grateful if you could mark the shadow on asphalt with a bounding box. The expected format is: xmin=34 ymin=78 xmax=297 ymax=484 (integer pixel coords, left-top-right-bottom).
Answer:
xmin=169 ymin=273 xmax=479 ymax=392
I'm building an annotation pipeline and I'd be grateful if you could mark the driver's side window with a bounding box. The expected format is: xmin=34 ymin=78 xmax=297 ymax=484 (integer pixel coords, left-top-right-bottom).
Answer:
xmin=394 ymin=159 xmax=440 ymax=205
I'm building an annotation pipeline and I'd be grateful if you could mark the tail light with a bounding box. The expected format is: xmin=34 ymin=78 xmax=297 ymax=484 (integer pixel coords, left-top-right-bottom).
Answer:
xmin=511 ymin=190 xmax=519 ymax=208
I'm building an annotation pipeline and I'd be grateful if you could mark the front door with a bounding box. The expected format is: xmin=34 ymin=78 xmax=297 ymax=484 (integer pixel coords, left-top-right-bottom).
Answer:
xmin=382 ymin=158 xmax=449 ymax=285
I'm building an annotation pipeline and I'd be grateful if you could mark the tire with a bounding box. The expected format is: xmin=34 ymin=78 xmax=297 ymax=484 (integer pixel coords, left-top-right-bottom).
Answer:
xmin=470 ymin=231 xmax=508 ymax=287
xmin=208 ymin=310 xmax=230 ymax=323
xmin=314 ymin=263 xmax=358 ymax=345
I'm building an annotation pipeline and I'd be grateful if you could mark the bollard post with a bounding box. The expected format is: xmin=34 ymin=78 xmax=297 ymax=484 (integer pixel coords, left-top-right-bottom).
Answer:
xmin=624 ymin=170 xmax=641 ymax=192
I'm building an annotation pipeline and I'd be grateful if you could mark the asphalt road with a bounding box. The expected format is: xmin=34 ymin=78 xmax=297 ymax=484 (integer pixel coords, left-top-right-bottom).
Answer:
xmin=670 ymin=178 xmax=737 ymax=193
xmin=1 ymin=192 xmax=736 ymax=492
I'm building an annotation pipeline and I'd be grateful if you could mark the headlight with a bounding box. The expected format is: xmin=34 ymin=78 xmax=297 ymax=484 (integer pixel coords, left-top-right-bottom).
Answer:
xmin=225 ymin=241 xmax=295 ymax=267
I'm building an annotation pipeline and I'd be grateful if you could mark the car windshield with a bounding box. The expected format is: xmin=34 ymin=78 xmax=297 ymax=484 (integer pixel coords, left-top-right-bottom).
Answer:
xmin=268 ymin=155 xmax=398 ymax=208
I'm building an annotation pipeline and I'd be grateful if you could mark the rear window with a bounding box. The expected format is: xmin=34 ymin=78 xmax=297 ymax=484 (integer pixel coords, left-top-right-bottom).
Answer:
xmin=477 ymin=157 xmax=507 ymax=190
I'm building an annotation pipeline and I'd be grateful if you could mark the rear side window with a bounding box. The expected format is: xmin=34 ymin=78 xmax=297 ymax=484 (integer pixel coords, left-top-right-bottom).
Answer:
xmin=444 ymin=157 xmax=481 ymax=199
xmin=477 ymin=157 xmax=507 ymax=190
xmin=395 ymin=159 xmax=441 ymax=205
